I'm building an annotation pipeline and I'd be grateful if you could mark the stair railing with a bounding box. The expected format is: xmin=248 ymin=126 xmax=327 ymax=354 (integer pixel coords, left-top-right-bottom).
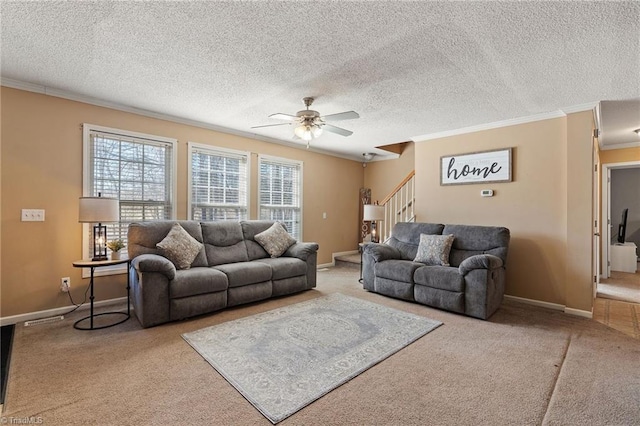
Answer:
xmin=378 ymin=170 xmax=415 ymax=242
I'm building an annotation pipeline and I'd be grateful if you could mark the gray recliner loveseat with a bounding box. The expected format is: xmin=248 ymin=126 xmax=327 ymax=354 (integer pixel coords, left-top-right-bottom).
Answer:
xmin=127 ymin=220 xmax=319 ymax=328
xmin=362 ymin=222 xmax=510 ymax=319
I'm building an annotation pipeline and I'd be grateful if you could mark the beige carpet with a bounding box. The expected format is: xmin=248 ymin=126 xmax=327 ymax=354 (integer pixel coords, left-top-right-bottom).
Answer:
xmin=597 ymin=269 xmax=640 ymax=304
xmin=4 ymin=266 xmax=640 ymax=425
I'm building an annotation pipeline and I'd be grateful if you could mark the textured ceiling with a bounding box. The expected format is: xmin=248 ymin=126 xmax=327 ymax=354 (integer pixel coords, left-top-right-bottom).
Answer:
xmin=1 ymin=1 xmax=639 ymax=160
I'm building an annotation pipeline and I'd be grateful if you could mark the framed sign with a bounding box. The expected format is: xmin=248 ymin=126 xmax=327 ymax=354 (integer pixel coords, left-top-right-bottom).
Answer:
xmin=440 ymin=148 xmax=512 ymax=185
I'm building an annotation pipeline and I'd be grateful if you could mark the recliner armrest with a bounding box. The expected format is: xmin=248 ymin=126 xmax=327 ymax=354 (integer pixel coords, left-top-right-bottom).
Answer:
xmin=131 ymin=254 xmax=176 ymax=280
xmin=364 ymin=243 xmax=402 ymax=262
xmin=284 ymin=242 xmax=319 ymax=261
xmin=458 ymin=254 xmax=503 ymax=276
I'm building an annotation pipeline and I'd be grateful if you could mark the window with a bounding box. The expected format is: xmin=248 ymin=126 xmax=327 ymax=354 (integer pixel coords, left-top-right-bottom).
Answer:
xmin=188 ymin=143 xmax=249 ymax=221
xmin=258 ymin=155 xmax=303 ymax=240
xmin=83 ymin=124 xmax=177 ymax=270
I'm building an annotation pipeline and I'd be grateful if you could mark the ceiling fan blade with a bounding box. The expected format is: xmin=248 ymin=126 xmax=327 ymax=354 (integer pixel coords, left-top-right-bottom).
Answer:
xmin=323 ymin=124 xmax=353 ymax=137
xmin=251 ymin=123 xmax=291 ymax=129
xmin=269 ymin=113 xmax=298 ymax=121
xmin=321 ymin=111 xmax=360 ymax=121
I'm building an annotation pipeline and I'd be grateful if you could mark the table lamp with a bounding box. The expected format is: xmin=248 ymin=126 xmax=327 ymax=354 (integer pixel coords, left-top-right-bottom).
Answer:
xmin=363 ymin=204 xmax=385 ymax=243
xmin=79 ymin=193 xmax=120 ymax=261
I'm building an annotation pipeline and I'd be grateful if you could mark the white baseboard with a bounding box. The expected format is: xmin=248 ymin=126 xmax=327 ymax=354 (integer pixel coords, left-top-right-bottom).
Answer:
xmin=0 ymin=297 xmax=128 ymax=326
xmin=504 ymin=295 xmax=565 ymax=311
xmin=504 ymin=295 xmax=593 ymax=319
xmin=564 ymin=307 xmax=593 ymax=319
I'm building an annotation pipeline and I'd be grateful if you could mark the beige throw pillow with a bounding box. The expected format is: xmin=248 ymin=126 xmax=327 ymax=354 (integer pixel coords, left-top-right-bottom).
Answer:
xmin=255 ymin=222 xmax=297 ymax=258
xmin=156 ymin=223 xmax=202 ymax=270
xmin=414 ymin=233 xmax=455 ymax=266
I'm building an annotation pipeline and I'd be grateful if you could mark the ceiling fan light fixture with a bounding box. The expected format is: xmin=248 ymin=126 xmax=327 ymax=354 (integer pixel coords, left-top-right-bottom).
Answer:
xmin=295 ymin=123 xmax=322 ymax=141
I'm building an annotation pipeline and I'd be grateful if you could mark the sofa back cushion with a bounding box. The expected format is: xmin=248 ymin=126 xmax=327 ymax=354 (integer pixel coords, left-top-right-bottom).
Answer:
xmin=241 ymin=220 xmax=279 ymax=260
xmin=443 ymin=224 xmax=510 ymax=267
xmin=128 ymin=220 xmax=208 ymax=267
xmin=387 ymin=222 xmax=445 ymax=260
xmin=201 ymin=221 xmax=249 ymax=266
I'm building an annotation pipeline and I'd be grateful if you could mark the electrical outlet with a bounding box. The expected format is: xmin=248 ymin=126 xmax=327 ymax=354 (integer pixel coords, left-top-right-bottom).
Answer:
xmin=61 ymin=277 xmax=70 ymax=292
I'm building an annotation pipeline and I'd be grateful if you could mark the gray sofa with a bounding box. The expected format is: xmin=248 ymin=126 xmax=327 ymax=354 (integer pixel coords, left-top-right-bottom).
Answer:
xmin=127 ymin=220 xmax=319 ymax=328
xmin=362 ymin=222 xmax=510 ymax=319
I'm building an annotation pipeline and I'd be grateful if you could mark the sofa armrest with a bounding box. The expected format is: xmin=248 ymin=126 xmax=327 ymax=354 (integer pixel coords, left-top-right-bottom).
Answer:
xmin=131 ymin=254 xmax=176 ymax=280
xmin=364 ymin=243 xmax=402 ymax=262
xmin=458 ymin=254 xmax=503 ymax=276
xmin=284 ymin=242 xmax=319 ymax=261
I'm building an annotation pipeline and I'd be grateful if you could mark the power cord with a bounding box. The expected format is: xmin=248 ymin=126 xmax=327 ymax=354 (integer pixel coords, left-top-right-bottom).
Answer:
xmin=61 ymin=282 xmax=91 ymax=316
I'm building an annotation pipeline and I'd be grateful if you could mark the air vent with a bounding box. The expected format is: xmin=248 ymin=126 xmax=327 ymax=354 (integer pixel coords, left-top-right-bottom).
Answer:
xmin=24 ymin=315 xmax=64 ymax=327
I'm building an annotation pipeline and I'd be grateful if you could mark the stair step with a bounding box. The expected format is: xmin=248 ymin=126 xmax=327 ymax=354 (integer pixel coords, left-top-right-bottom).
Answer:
xmin=335 ymin=253 xmax=361 ymax=269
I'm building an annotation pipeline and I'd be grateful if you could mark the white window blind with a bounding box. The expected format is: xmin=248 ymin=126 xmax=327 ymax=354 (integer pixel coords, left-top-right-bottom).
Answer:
xmin=83 ymin=125 xmax=176 ymax=261
xmin=258 ymin=155 xmax=302 ymax=240
xmin=189 ymin=143 xmax=249 ymax=221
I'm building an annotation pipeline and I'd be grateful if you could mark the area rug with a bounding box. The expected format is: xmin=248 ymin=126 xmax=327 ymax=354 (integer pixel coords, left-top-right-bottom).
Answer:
xmin=182 ymin=293 xmax=442 ymax=423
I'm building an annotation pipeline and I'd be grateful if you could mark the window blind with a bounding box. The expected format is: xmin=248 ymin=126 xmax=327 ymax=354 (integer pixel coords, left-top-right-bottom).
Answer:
xmin=190 ymin=145 xmax=249 ymax=221
xmin=258 ymin=156 xmax=302 ymax=240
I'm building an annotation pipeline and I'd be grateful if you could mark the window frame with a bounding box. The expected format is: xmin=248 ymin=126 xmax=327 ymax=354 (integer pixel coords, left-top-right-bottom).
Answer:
xmin=257 ymin=154 xmax=304 ymax=241
xmin=82 ymin=123 xmax=177 ymax=277
xmin=187 ymin=142 xmax=251 ymax=221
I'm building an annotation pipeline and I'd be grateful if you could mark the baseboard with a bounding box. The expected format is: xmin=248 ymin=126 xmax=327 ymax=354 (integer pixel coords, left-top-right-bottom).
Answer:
xmin=0 ymin=297 xmax=128 ymax=326
xmin=564 ymin=307 xmax=593 ymax=319
xmin=504 ymin=295 xmax=565 ymax=312
xmin=504 ymin=295 xmax=593 ymax=319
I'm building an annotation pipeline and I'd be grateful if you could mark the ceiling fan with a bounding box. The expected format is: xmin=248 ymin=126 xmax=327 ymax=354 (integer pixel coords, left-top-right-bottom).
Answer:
xmin=252 ymin=97 xmax=359 ymax=148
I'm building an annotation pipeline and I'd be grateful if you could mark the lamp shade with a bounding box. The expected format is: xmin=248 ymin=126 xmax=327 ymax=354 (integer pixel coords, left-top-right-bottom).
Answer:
xmin=79 ymin=196 xmax=119 ymax=223
xmin=363 ymin=204 xmax=385 ymax=221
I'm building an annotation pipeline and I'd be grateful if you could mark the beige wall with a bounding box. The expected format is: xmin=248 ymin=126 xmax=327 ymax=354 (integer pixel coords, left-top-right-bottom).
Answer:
xmin=363 ymin=142 xmax=415 ymax=202
xmin=1 ymin=87 xmax=364 ymax=317
xmin=414 ymin=112 xmax=595 ymax=312
xmin=599 ymin=146 xmax=640 ymax=164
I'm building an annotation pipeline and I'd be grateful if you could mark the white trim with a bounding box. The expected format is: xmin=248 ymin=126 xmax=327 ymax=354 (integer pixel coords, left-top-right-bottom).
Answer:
xmin=257 ymin=154 xmax=304 ymax=241
xmin=187 ymin=142 xmax=251 ymax=220
xmin=0 ymin=297 xmax=128 ymax=326
xmin=1 ymin=78 xmax=367 ymax=162
xmin=504 ymin=295 xmax=565 ymax=312
xmin=564 ymin=307 xmax=593 ymax=319
xmin=412 ymin=103 xmax=597 ymax=142
xmin=600 ymin=141 xmax=640 ymax=151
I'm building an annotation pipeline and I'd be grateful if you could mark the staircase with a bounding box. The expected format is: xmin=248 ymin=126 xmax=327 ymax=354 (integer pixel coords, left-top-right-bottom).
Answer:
xmin=378 ymin=170 xmax=416 ymax=243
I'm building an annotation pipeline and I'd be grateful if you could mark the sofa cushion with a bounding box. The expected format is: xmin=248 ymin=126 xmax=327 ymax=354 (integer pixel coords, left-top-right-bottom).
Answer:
xmin=156 ymin=223 xmax=203 ymax=270
xmin=201 ymin=221 xmax=249 ymax=266
xmin=387 ymin=222 xmax=445 ymax=260
xmin=214 ymin=262 xmax=272 ymax=288
xmin=170 ymin=268 xmax=228 ymax=299
xmin=255 ymin=222 xmax=297 ymax=258
xmin=443 ymin=224 xmax=510 ymax=267
xmin=128 ymin=220 xmax=208 ymax=267
xmin=414 ymin=265 xmax=464 ymax=292
xmin=374 ymin=260 xmax=422 ymax=283
xmin=414 ymin=233 xmax=455 ymax=266
xmin=252 ymin=257 xmax=307 ymax=280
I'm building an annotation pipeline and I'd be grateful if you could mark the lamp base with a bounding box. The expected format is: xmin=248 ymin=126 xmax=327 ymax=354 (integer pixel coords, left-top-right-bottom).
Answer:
xmin=91 ymin=255 xmax=108 ymax=261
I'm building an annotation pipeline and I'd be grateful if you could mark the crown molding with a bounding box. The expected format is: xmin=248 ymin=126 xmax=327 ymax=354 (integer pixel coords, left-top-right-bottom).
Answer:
xmin=412 ymin=102 xmax=598 ymax=143
xmin=1 ymin=78 xmax=369 ymax=162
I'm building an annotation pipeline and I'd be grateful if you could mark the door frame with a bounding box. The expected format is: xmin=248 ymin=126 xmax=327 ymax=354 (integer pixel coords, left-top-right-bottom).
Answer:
xmin=600 ymin=160 xmax=640 ymax=279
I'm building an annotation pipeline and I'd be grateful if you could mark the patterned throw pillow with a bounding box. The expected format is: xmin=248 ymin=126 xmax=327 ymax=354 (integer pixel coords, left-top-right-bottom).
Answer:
xmin=414 ymin=233 xmax=455 ymax=266
xmin=255 ymin=222 xmax=297 ymax=258
xmin=156 ymin=223 xmax=203 ymax=270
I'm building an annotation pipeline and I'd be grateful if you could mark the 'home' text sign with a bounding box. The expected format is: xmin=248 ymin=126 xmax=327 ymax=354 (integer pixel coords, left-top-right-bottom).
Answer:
xmin=440 ymin=148 xmax=512 ymax=185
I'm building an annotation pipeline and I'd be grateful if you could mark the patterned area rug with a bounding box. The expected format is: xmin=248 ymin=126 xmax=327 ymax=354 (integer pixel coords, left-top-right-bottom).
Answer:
xmin=182 ymin=293 xmax=442 ymax=423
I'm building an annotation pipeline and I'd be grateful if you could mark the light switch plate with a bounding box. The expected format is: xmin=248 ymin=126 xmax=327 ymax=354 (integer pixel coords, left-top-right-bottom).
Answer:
xmin=21 ymin=209 xmax=45 ymax=221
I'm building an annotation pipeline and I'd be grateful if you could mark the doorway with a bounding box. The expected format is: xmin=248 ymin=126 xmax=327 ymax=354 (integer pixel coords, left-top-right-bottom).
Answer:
xmin=598 ymin=161 xmax=640 ymax=304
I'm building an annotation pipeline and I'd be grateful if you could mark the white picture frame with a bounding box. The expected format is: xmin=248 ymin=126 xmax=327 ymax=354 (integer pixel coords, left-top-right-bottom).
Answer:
xmin=440 ymin=148 xmax=512 ymax=186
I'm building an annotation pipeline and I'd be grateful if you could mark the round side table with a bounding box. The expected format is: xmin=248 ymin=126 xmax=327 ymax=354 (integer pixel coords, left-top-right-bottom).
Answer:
xmin=71 ymin=258 xmax=131 ymax=330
